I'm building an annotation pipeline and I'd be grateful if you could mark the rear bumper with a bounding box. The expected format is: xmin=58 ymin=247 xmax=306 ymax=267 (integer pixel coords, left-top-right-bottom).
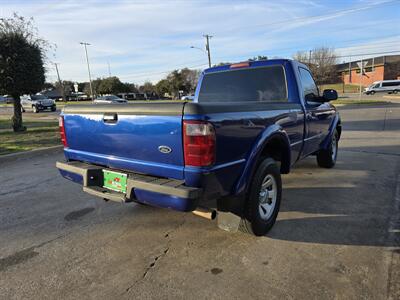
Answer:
xmin=56 ymin=161 xmax=201 ymax=212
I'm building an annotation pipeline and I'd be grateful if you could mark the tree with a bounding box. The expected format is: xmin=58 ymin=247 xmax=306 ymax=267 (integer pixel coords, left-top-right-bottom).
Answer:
xmin=97 ymin=76 xmax=128 ymax=95
xmin=124 ymin=82 xmax=138 ymax=93
xmin=84 ymin=78 xmax=102 ymax=97
xmin=248 ymin=55 xmax=268 ymax=61
xmin=77 ymin=82 xmax=86 ymax=93
xmin=166 ymin=70 xmax=185 ymax=99
xmin=43 ymin=82 xmax=55 ymax=90
xmin=155 ymin=79 xmax=170 ymax=98
xmin=139 ymin=81 xmax=155 ymax=94
xmin=54 ymin=80 xmax=73 ymax=96
xmin=293 ymin=47 xmax=337 ymax=85
xmin=0 ymin=14 xmax=47 ymax=131
xmin=180 ymin=68 xmax=200 ymax=93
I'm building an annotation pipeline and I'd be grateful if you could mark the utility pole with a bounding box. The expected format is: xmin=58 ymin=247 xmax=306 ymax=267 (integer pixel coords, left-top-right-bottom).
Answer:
xmin=357 ymin=58 xmax=366 ymax=100
xmin=308 ymin=50 xmax=312 ymax=65
xmin=54 ymin=63 xmax=66 ymax=102
xmin=348 ymin=55 xmax=352 ymax=84
xmin=359 ymin=58 xmax=363 ymax=100
xmin=80 ymin=42 xmax=94 ymax=100
xmin=203 ymin=34 xmax=212 ymax=68
xmin=107 ymin=61 xmax=111 ymax=77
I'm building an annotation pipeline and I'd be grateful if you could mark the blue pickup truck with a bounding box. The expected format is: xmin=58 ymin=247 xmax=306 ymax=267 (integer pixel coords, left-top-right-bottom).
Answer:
xmin=56 ymin=59 xmax=341 ymax=236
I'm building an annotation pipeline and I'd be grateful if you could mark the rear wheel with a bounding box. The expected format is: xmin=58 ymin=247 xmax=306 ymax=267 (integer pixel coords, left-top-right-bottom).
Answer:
xmin=240 ymin=158 xmax=282 ymax=236
xmin=317 ymin=129 xmax=338 ymax=168
xmin=393 ymin=90 xmax=398 ymax=94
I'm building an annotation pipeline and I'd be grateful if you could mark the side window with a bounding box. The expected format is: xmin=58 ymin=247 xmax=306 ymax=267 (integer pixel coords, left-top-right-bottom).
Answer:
xmin=382 ymin=82 xmax=399 ymax=87
xmin=299 ymin=68 xmax=319 ymax=102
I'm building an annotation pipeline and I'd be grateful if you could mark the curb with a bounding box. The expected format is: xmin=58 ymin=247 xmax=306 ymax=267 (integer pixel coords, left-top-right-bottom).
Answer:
xmin=0 ymin=145 xmax=63 ymax=164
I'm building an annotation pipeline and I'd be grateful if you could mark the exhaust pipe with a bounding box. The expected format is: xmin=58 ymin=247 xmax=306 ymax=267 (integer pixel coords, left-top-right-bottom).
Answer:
xmin=192 ymin=207 xmax=217 ymax=220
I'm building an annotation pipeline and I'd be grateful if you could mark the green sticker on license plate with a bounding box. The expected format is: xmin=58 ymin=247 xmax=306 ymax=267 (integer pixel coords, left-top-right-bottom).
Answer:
xmin=103 ymin=170 xmax=127 ymax=193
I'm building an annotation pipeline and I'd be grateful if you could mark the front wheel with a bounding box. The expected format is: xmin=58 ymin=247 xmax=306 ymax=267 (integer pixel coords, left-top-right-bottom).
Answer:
xmin=32 ymin=105 xmax=39 ymax=113
xmin=240 ymin=158 xmax=282 ymax=236
xmin=317 ymin=129 xmax=338 ymax=168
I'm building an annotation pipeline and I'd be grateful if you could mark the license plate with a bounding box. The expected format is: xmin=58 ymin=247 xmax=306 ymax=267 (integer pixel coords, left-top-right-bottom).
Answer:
xmin=103 ymin=170 xmax=127 ymax=193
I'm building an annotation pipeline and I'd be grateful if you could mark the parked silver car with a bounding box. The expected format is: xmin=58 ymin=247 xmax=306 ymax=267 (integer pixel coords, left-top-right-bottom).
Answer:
xmin=21 ymin=94 xmax=56 ymax=113
xmin=94 ymin=95 xmax=127 ymax=104
xmin=364 ymin=80 xmax=400 ymax=95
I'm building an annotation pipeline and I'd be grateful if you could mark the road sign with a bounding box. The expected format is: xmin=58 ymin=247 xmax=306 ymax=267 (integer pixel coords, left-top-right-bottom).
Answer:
xmin=357 ymin=61 xmax=368 ymax=74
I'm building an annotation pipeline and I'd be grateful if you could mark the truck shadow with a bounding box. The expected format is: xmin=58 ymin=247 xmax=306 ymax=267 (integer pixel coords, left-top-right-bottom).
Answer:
xmin=269 ymin=146 xmax=399 ymax=247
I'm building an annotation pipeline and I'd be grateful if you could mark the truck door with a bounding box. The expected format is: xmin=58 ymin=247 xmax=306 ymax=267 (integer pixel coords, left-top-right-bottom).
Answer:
xmin=298 ymin=67 xmax=335 ymax=157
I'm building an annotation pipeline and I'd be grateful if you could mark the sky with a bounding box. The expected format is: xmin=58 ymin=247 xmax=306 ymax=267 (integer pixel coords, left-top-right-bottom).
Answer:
xmin=1 ymin=0 xmax=399 ymax=84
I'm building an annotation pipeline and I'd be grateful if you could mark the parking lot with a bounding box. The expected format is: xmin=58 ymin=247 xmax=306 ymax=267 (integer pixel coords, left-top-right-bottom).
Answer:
xmin=0 ymin=104 xmax=399 ymax=299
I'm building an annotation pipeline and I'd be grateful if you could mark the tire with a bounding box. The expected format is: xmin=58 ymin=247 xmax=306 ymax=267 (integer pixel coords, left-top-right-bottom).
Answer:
xmin=393 ymin=90 xmax=398 ymax=94
xmin=317 ymin=129 xmax=338 ymax=168
xmin=32 ymin=105 xmax=39 ymax=113
xmin=51 ymin=106 xmax=56 ymax=112
xmin=239 ymin=158 xmax=282 ymax=236
xmin=370 ymin=91 xmax=375 ymax=95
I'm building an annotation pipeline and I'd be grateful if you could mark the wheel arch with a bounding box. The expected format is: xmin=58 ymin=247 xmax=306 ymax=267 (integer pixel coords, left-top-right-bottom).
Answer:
xmin=234 ymin=126 xmax=291 ymax=196
xmin=321 ymin=114 xmax=341 ymax=149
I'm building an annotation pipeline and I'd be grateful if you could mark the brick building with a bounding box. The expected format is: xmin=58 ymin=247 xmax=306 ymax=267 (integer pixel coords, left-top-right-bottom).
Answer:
xmin=336 ymin=54 xmax=400 ymax=86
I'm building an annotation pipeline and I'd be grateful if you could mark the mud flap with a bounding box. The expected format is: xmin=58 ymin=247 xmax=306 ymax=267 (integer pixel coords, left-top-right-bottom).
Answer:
xmin=217 ymin=211 xmax=241 ymax=232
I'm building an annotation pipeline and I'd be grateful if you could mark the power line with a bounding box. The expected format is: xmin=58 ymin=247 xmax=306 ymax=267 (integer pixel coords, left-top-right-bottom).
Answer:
xmin=219 ymin=0 xmax=399 ymax=33
xmin=119 ymin=63 xmax=208 ymax=80
xmin=118 ymin=59 xmax=206 ymax=79
xmin=335 ymin=49 xmax=400 ymax=58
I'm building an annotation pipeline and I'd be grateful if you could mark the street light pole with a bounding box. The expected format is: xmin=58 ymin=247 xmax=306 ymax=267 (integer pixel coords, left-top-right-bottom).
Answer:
xmin=203 ymin=34 xmax=212 ymax=68
xmin=54 ymin=63 xmax=66 ymax=102
xmin=80 ymin=42 xmax=94 ymax=100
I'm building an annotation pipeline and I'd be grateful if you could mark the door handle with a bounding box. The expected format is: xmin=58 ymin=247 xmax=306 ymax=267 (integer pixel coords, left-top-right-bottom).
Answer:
xmin=103 ymin=113 xmax=118 ymax=123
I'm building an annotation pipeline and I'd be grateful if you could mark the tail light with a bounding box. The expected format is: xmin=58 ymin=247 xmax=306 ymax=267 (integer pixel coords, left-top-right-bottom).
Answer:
xmin=59 ymin=116 xmax=68 ymax=147
xmin=230 ymin=62 xmax=250 ymax=69
xmin=183 ymin=120 xmax=215 ymax=167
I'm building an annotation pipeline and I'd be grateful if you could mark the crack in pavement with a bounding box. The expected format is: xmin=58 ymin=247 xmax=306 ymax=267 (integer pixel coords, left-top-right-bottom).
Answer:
xmin=123 ymin=217 xmax=186 ymax=295
xmin=141 ymin=247 xmax=170 ymax=280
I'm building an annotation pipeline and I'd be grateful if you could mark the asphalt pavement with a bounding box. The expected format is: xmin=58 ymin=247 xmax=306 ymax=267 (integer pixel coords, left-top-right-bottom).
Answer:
xmin=0 ymin=104 xmax=399 ymax=299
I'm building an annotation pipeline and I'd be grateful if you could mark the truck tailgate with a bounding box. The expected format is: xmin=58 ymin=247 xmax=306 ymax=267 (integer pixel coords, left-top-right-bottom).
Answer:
xmin=62 ymin=102 xmax=185 ymax=179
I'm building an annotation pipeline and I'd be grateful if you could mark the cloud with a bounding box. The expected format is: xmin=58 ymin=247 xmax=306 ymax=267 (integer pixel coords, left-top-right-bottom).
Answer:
xmin=1 ymin=0 xmax=399 ymax=84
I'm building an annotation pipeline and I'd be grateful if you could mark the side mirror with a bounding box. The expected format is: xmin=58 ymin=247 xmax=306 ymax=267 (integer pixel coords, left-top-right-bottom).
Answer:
xmin=323 ymin=89 xmax=338 ymax=101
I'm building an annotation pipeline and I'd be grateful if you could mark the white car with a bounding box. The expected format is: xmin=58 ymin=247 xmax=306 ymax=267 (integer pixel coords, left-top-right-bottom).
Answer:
xmin=21 ymin=94 xmax=56 ymax=113
xmin=94 ymin=95 xmax=127 ymax=104
xmin=365 ymin=80 xmax=400 ymax=95
xmin=181 ymin=94 xmax=194 ymax=101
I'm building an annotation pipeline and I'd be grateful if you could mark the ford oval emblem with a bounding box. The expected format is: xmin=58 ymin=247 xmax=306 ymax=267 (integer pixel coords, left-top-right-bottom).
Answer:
xmin=158 ymin=145 xmax=172 ymax=154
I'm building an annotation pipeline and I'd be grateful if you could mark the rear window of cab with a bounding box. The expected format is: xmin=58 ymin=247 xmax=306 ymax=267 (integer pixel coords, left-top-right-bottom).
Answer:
xmin=198 ymin=65 xmax=287 ymax=103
